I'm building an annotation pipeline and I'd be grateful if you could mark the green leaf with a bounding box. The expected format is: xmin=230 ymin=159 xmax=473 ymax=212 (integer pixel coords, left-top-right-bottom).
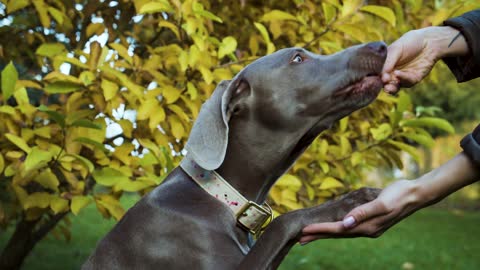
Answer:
xmin=360 ymin=5 xmax=396 ymax=26
xmin=401 ymin=132 xmax=435 ymax=148
xmin=24 ymin=147 xmax=54 ymax=172
xmin=44 ymin=82 xmax=82 ymax=94
xmin=218 ymin=36 xmax=237 ymax=59
xmin=71 ymin=196 xmax=92 ymax=215
xmin=5 ymin=133 xmax=31 ymax=153
xmin=2 ymin=61 xmax=18 ymax=100
xmin=70 ymin=119 xmax=102 ymax=130
xmin=38 ymin=105 xmax=66 ymax=128
xmin=36 ymin=43 xmax=67 ymax=57
xmin=92 ymin=167 xmax=129 ymax=187
xmin=400 ymin=117 xmax=455 ymax=134
xmin=261 ymin=10 xmax=298 ymax=22
xmin=396 ymin=91 xmax=412 ymax=113
xmin=387 ymin=139 xmax=419 ymax=161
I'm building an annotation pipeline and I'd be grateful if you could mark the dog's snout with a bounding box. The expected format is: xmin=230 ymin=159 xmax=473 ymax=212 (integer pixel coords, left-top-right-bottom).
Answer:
xmin=365 ymin=41 xmax=387 ymax=58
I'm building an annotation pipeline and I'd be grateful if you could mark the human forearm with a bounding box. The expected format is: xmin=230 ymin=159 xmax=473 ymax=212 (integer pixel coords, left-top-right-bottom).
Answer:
xmin=413 ymin=152 xmax=480 ymax=207
xmin=423 ymin=26 xmax=469 ymax=59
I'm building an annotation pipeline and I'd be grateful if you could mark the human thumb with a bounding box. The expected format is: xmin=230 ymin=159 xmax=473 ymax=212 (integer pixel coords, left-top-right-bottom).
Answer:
xmin=342 ymin=200 xmax=387 ymax=229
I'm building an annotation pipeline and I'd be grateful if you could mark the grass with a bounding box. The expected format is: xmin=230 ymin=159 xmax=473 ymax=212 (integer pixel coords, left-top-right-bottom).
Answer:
xmin=1 ymin=195 xmax=480 ymax=270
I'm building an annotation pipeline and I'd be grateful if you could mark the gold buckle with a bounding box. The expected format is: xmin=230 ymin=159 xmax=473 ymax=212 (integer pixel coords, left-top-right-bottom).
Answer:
xmin=236 ymin=201 xmax=274 ymax=235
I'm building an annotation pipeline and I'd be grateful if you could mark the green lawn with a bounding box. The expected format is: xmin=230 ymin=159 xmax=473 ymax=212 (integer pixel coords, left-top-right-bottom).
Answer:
xmin=2 ymin=195 xmax=480 ymax=270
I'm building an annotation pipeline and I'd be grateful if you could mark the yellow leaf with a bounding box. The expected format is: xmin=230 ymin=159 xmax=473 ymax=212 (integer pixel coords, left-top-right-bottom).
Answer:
xmin=336 ymin=24 xmax=366 ymax=42
xmin=109 ymin=43 xmax=133 ymax=65
xmin=169 ymin=116 xmax=185 ymax=139
xmin=50 ymin=197 xmax=69 ymax=214
xmin=281 ymin=189 xmax=298 ymax=202
xmin=322 ymin=3 xmax=336 ymax=24
xmin=218 ymin=36 xmax=237 ymax=59
xmin=360 ymin=5 xmax=396 ymax=27
xmin=0 ymin=153 xmax=4 ymax=173
xmin=71 ymin=196 xmax=92 ymax=215
xmin=96 ymin=195 xmax=125 ymax=221
xmin=47 ymin=7 xmax=64 ymax=24
xmin=340 ymin=0 xmax=361 ymax=18
xmin=319 ymin=177 xmax=344 ymax=190
xmin=114 ymin=179 xmax=153 ymax=192
xmin=86 ymin=23 xmax=105 ymax=38
xmin=33 ymin=126 xmax=51 ymax=139
xmin=188 ymin=45 xmax=200 ymax=68
xmin=137 ymin=99 xmax=159 ymax=120
xmin=14 ymin=87 xmax=29 ymax=106
xmin=93 ymin=167 xmax=129 ymax=187
xmin=5 ymin=133 xmax=31 ymax=153
xmin=2 ymin=61 xmax=18 ymax=100
xmin=159 ymin=21 xmax=180 ymax=39
xmin=340 ymin=136 xmax=352 ymax=156
xmin=275 ymin=174 xmax=302 ymax=192
xmin=254 ymin=22 xmax=271 ymax=44
xmin=24 ymin=192 xmax=52 ymax=209
xmin=118 ymin=119 xmax=133 ymax=138
xmin=178 ymin=50 xmax=188 ymax=72
xmin=6 ymin=0 xmax=30 ymax=13
xmin=101 ymin=79 xmax=118 ymax=101
xmin=32 ymin=0 xmax=50 ymax=28
xmin=167 ymin=104 xmax=189 ymax=122
xmin=261 ymin=10 xmax=298 ymax=22
xmin=149 ymin=106 xmax=166 ymax=130
xmin=24 ymin=147 xmax=54 ymax=172
xmin=71 ymin=154 xmax=95 ymax=173
xmin=162 ymin=85 xmax=181 ymax=104
xmin=138 ymin=0 xmax=173 ymax=14
xmin=198 ymin=66 xmax=214 ymax=85
xmin=34 ymin=169 xmax=59 ymax=192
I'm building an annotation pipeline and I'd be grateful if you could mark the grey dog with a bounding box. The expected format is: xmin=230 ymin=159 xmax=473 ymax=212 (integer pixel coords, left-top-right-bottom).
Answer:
xmin=83 ymin=41 xmax=387 ymax=269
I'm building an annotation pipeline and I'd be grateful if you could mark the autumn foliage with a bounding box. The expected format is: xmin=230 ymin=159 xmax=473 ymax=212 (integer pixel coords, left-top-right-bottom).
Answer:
xmin=1 ymin=0 xmax=477 ymax=268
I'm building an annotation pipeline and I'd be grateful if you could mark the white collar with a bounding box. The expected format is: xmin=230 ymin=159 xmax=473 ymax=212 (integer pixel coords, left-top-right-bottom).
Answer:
xmin=180 ymin=156 xmax=273 ymax=235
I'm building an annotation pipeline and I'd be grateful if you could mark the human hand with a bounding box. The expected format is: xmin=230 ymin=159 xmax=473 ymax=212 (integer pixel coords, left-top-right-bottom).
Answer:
xmin=382 ymin=26 xmax=468 ymax=94
xmin=299 ymin=180 xmax=421 ymax=244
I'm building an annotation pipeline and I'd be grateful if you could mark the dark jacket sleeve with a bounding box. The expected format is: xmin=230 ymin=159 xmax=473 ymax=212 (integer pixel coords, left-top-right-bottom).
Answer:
xmin=443 ymin=9 xmax=480 ymax=82
xmin=441 ymin=10 xmax=480 ymax=164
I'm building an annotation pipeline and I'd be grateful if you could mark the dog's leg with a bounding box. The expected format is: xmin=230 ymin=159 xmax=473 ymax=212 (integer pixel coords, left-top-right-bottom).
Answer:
xmin=237 ymin=187 xmax=381 ymax=270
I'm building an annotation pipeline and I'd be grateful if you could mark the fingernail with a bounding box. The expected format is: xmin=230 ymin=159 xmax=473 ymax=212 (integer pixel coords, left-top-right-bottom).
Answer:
xmin=343 ymin=216 xmax=356 ymax=228
xmin=299 ymin=241 xmax=310 ymax=246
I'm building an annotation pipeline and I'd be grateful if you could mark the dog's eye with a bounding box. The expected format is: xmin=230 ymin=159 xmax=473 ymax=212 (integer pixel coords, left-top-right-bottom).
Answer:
xmin=292 ymin=54 xmax=303 ymax=64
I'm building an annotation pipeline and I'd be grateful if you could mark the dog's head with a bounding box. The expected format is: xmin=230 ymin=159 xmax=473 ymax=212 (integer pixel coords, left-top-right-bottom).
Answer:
xmin=186 ymin=42 xmax=387 ymax=170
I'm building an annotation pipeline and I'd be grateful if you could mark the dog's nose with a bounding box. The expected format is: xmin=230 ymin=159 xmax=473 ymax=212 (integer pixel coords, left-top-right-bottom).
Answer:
xmin=365 ymin=41 xmax=387 ymax=58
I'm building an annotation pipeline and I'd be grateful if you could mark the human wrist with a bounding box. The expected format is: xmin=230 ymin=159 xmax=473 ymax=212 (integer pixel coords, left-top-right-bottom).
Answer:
xmin=410 ymin=176 xmax=436 ymax=208
xmin=424 ymin=26 xmax=469 ymax=59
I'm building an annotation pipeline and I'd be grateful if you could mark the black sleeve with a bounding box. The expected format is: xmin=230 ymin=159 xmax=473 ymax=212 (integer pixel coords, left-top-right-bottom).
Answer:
xmin=443 ymin=9 xmax=480 ymax=82
xmin=461 ymin=124 xmax=480 ymax=166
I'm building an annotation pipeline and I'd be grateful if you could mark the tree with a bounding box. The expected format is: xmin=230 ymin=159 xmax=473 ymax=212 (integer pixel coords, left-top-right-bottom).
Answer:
xmin=1 ymin=0 xmax=474 ymax=268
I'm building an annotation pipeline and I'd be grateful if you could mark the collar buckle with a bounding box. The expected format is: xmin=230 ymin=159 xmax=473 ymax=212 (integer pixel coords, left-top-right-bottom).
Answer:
xmin=236 ymin=201 xmax=274 ymax=235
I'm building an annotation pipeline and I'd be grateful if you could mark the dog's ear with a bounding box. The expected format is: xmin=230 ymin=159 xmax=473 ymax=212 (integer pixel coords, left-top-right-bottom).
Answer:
xmin=185 ymin=78 xmax=250 ymax=170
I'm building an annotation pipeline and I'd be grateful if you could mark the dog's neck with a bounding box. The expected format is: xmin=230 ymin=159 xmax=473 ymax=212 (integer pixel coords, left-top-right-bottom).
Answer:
xmin=216 ymin=118 xmax=327 ymax=203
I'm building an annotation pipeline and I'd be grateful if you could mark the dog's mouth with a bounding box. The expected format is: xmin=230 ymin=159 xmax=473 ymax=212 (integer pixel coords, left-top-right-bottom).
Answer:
xmin=333 ymin=73 xmax=383 ymax=98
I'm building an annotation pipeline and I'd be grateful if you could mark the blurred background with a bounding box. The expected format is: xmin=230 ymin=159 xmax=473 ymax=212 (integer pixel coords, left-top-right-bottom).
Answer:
xmin=1 ymin=0 xmax=480 ymax=269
